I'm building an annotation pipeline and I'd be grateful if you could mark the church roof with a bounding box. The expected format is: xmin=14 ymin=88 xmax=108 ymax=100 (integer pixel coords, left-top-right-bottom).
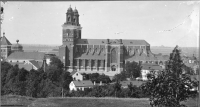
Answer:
xmin=76 ymin=39 xmax=150 ymax=46
xmin=7 ymin=52 xmax=45 ymax=61
xmin=1 ymin=36 xmax=12 ymax=45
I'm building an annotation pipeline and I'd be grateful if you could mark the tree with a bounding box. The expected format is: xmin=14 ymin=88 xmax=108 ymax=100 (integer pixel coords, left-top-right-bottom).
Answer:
xmin=88 ymin=73 xmax=100 ymax=82
xmin=97 ymin=74 xmax=111 ymax=83
xmin=50 ymin=56 xmax=64 ymax=69
xmin=125 ymin=61 xmax=141 ymax=79
xmin=1 ymin=61 xmax=13 ymax=94
xmin=61 ymin=71 xmax=73 ymax=90
xmin=26 ymin=69 xmax=41 ymax=97
xmin=112 ymin=71 xmax=127 ymax=82
xmin=46 ymin=57 xmax=64 ymax=83
xmin=141 ymin=46 xmax=197 ymax=107
xmin=113 ymin=80 xmax=121 ymax=97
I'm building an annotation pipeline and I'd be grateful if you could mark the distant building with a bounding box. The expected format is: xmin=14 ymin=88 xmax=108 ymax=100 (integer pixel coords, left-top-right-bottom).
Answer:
xmin=7 ymin=51 xmax=46 ymax=63
xmin=11 ymin=40 xmax=24 ymax=52
xmin=1 ymin=32 xmax=12 ymax=60
xmin=110 ymin=81 xmax=145 ymax=88
xmin=71 ymin=70 xmax=83 ymax=81
xmin=59 ymin=6 xmax=169 ymax=76
xmin=141 ymin=63 xmax=163 ymax=81
xmin=1 ymin=34 xmax=54 ymax=70
xmin=10 ymin=60 xmax=41 ymax=71
xmin=69 ymin=80 xmax=94 ymax=91
xmin=182 ymin=54 xmax=199 ymax=74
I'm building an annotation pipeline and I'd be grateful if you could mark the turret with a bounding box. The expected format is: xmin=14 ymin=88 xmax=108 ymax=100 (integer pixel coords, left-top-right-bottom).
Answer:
xmin=66 ymin=5 xmax=74 ymax=25
xmin=73 ymin=7 xmax=80 ymax=26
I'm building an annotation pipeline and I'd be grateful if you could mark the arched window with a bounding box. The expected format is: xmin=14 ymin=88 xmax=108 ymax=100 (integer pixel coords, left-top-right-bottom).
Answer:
xmin=111 ymin=48 xmax=117 ymax=63
xmin=68 ymin=16 xmax=71 ymax=21
xmin=111 ymin=65 xmax=116 ymax=71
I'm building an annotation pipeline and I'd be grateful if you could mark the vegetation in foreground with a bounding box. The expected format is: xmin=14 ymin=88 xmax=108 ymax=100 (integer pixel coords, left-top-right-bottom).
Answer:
xmin=1 ymin=95 xmax=198 ymax=107
xmin=141 ymin=46 xmax=198 ymax=107
xmin=1 ymin=46 xmax=199 ymax=107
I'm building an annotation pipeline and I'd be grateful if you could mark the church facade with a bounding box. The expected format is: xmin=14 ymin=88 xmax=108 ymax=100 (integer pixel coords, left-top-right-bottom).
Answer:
xmin=59 ymin=6 xmax=169 ymax=76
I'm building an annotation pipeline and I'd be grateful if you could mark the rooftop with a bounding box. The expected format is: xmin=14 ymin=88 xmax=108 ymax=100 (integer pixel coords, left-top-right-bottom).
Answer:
xmin=76 ymin=39 xmax=150 ymax=46
xmin=73 ymin=80 xmax=94 ymax=87
xmin=1 ymin=35 xmax=12 ymax=45
xmin=7 ymin=52 xmax=45 ymax=61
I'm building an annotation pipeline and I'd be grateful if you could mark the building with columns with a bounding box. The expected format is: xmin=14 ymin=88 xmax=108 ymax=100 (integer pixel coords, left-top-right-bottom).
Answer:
xmin=59 ymin=6 xmax=169 ymax=76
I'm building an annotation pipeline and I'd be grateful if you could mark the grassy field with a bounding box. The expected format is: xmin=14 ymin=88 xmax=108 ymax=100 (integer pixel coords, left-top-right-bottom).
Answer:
xmin=1 ymin=95 xmax=199 ymax=107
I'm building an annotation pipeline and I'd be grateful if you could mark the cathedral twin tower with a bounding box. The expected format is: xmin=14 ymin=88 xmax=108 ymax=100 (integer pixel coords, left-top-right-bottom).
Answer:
xmin=59 ymin=6 xmax=82 ymax=70
xmin=59 ymin=6 xmax=167 ymax=76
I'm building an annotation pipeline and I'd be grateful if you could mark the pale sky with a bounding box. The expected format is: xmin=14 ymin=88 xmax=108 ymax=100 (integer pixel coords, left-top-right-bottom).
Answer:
xmin=1 ymin=1 xmax=199 ymax=47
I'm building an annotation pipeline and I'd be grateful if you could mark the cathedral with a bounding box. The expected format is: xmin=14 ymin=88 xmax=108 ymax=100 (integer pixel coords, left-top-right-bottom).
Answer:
xmin=59 ymin=6 xmax=169 ymax=76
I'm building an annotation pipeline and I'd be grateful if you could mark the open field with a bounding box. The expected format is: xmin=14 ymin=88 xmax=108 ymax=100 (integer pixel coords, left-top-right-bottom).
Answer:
xmin=1 ymin=95 xmax=199 ymax=107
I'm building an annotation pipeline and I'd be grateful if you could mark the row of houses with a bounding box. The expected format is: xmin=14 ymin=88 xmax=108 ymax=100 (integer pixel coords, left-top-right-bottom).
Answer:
xmin=69 ymin=80 xmax=145 ymax=91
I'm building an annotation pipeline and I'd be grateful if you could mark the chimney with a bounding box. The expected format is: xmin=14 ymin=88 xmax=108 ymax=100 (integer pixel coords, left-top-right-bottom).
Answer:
xmin=94 ymin=81 xmax=96 ymax=85
xmin=100 ymin=81 xmax=102 ymax=86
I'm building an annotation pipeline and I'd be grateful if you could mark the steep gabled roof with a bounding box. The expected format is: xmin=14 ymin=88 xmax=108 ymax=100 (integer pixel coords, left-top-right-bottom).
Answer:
xmin=71 ymin=70 xmax=78 ymax=75
xmin=29 ymin=60 xmax=40 ymax=69
xmin=7 ymin=52 xmax=45 ymax=61
xmin=1 ymin=36 xmax=12 ymax=45
xmin=73 ymin=80 xmax=94 ymax=87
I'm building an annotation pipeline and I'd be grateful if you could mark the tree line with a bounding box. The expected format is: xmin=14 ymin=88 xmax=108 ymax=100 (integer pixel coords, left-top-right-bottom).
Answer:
xmin=1 ymin=46 xmax=198 ymax=107
xmin=1 ymin=57 xmax=144 ymax=98
xmin=1 ymin=57 xmax=72 ymax=98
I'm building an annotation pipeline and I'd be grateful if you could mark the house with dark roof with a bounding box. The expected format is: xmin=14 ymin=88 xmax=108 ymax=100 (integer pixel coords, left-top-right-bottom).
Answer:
xmin=69 ymin=80 xmax=94 ymax=91
xmin=59 ymin=6 xmax=170 ymax=77
xmin=7 ymin=51 xmax=45 ymax=63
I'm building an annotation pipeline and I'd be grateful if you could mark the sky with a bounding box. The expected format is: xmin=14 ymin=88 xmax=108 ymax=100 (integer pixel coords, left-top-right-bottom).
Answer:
xmin=1 ymin=1 xmax=199 ymax=47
